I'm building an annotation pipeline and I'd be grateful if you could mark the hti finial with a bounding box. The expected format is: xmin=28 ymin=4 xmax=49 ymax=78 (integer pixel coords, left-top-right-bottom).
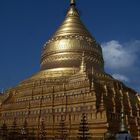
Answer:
xmin=98 ymin=93 xmax=105 ymax=112
xmin=91 ymin=66 xmax=94 ymax=75
xmin=91 ymin=67 xmax=95 ymax=90
xmin=70 ymin=0 xmax=76 ymax=6
xmin=80 ymin=52 xmax=86 ymax=73
xmin=119 ymin=94 xmax=128 ymax=133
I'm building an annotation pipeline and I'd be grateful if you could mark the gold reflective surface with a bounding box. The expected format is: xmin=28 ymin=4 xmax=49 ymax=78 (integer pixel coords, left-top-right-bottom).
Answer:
xmin=41 ymin=3 xmax=104 ymax=74
xmin=0 ymin=1 xmax=139 ymax=139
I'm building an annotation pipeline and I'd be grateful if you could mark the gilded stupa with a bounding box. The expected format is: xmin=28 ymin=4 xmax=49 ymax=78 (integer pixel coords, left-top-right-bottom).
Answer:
xmin=0 ymin=0 xmax=140 ymax=139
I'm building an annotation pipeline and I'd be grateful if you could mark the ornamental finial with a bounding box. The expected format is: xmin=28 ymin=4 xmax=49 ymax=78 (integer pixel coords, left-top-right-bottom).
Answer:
xmin=70 ymin=0 xmax=76 ymax=6
xmin=116 ymin=95 xmax=132 ymax=139
xmin=119 ymin=94 xmax=128 ymax=133
xmin=80 ymin=52 xmax=86 ymax=73
xmin=91 ymin=67 xmax=95 ymax=90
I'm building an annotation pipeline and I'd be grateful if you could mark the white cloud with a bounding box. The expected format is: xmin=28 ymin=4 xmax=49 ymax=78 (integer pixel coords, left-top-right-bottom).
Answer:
xmin=101 ymin=40 xmax=140 ymax=91
xmin=101 ymin=40 xmax=140 ymax=70
xmin=112 ymin=74 xmax=130 ymax=82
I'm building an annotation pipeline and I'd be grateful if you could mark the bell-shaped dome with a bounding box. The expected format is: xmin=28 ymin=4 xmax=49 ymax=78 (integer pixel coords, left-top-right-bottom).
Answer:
xmin=40 ymin=1 xmax=104 ymax=75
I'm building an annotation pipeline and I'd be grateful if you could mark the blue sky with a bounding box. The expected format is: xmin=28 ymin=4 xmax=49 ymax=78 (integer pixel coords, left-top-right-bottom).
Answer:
xmin=0 ymin=0 xmax=140 ymax=92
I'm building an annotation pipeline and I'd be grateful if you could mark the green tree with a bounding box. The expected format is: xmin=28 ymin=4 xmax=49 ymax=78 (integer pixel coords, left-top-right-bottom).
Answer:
xmin=78 ymin=113 xmax=90 ymax=140
xmin=1 ymin=123 xmax=8 ymax=139
xmin=56 ymin=116 xmax=68 ymax=140
xmin=39 ymin=119 xmax=47 ymax=140
xmin=9 ymin=117 xmax=19 ymax=140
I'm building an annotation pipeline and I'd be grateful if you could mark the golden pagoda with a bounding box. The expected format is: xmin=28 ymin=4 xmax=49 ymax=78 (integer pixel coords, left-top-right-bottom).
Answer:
xmin=0 ymin=0 xmax=140 ymax=139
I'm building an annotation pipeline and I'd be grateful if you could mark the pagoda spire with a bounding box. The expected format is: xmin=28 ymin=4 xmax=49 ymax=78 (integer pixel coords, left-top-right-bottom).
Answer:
xmin=115 ymin=94 xmax=132 ymax=140
xmin=80 ymin=52 xmax=86 ymax=73
xmin=91 ymin=66 xmax=95 ymax=90
xmin=119 ymin=95 xmax=127 ymax=133
xmin=70 ymin=0 xmax=76 ymax=6
xmin=98 ymin=93 xmax=105 ymax=112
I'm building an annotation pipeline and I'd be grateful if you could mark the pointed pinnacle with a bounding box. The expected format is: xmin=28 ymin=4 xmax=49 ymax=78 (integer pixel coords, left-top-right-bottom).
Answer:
xmin=70 ymin=0 xmax=76 ymax=6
